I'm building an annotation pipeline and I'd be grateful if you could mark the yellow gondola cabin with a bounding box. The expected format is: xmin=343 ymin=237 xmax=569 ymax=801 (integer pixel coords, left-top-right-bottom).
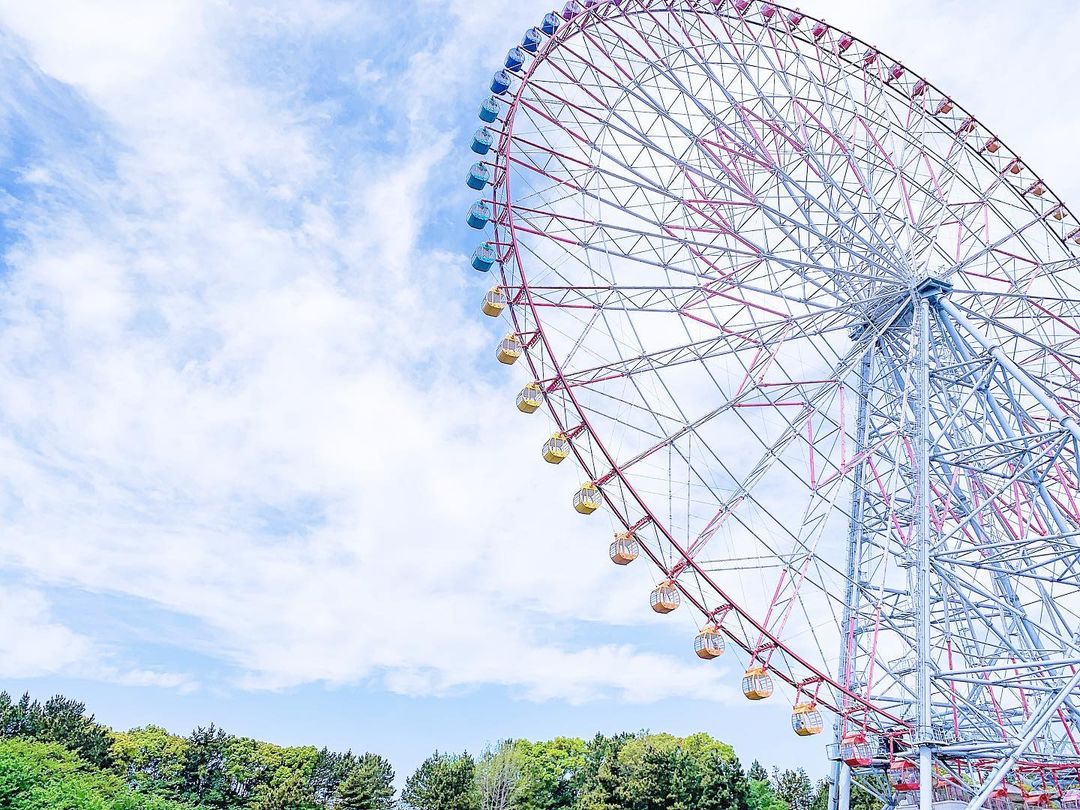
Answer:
xmin=517 ymin=383 xmax=543 ymax=413
xmin=482 ymin=287 xmax=507 ymax=317
xmin=542 ymin=434 xmax=570 ymax=464
xmin=574 ymin=483 xmax=601 ymax=514
xmin=497 ymin=335 xmax=522 ymax=365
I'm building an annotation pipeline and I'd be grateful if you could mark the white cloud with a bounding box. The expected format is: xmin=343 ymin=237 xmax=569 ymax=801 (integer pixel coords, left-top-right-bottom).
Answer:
xmin=0 ymin=586 xmax=194 ymax=690
xmin=0 ymin=587 xmax=94 ymax=678
xmin=0 ymin=0 xmax=1075 ymax=711
xmin=0 ymin=0 xmax=727 ymax=704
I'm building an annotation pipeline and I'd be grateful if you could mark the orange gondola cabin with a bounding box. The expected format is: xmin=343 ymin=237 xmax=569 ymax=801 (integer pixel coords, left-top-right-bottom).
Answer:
xmin=609 ymin=532 xmax=639 ymax=565
xmin=742 ymin=665 xmax=773 ymax=700
xmin=791 ymin=703 xmax=823 ymax=736
xmin=650 ymin=581 xmax=680 ymax=614
xmin=694 ymin=625 xmax=725 ymax=659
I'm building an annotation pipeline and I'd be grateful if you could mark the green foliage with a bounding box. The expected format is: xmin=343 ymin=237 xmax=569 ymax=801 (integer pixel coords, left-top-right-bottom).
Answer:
xmin=699 ymin=754 xmax=751 ymax=810
xmin=848 ymin=776 xmax=886 ymax=810
xmin=111 ymin=725 xmax=190 ymax=799
xmin=747 ymin=762 xmax=769 ymax=785
xmin=582 ymin=734 xmax=751 ymax=810
xmin=180 ymin=724 xmax=233 ymax=807
xmin=0 ymin=692 xmax=114 ymax=770
xmin=338 ymin=753 xmax=396 ymax=810
xmin=747 ymin=778 xmax=787 ymax=810
xmin=0 ymin=737 xmax=193 ymax=810
xmin=402 ymin=752 xmax=480 ymax=810
xmin=0 ymin=690 xmax=812 ymax=810
xmin=771 ymin=768 xmax=816 ymax=810
xmin=475 ymin=743 xmax=521 ymax=810
xmin=259 ymin=773 xmax=318 ymax=810
xmin=515 ymin=737 xmax=588 ymax=810
xmin=311 ymin=748 xmax=360 ymax=807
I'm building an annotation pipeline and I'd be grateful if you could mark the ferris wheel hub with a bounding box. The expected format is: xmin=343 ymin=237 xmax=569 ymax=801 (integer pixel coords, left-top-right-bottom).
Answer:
xmin=914 ymin=277 xmax=954 ymax=299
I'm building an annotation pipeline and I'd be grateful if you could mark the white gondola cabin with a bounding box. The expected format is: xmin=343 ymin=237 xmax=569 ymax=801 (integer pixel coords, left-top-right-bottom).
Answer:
xmin=609 ymin=532 xmax=640 ymax=565
xmin=650 ymin=581 xmax=680 ymax=614
xmin=791 ymin=703 xmax=823 ymax=736
xmin=742 ymin=665 xmax=773 ymax=700
xmin=497 ymin=335 xmax=522 ymax=365
xmin=574 ymin=482 xmax=601 ymax=514
xmin=542 ymin=433 xmax=571 ymax=464
xmin=482 ymin=287 xmax=507 ymax=317
xmin=694 ymin=625 xmax=725 ymax=659
xmin=517 ymin=383 xmax=543 ymax=413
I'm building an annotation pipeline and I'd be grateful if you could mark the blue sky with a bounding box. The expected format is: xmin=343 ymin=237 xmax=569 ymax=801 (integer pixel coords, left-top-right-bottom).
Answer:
xmin=0 ymin=0 xmax=1078 ymax=786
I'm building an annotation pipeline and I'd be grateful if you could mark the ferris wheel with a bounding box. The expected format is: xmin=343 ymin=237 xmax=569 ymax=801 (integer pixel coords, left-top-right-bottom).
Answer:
xmin=462 ymin=3 xmax=1080 ymax=810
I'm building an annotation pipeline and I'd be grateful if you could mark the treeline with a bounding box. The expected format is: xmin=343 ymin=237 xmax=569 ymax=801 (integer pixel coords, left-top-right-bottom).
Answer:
xmin=0 ymin=691 xmax=839 ymax=810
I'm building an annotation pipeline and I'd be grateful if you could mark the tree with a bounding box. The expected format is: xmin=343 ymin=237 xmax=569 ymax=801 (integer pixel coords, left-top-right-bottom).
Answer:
xmin=699 ymin=753 xmax=752 ymax=810
xmin=476 ymin=742 xmax=524 ymax=810
xmin=0 ymin=737 xmax=192 ymax=810
xmin=582 ymin=733 xmax=750 ymax=810
xmin=111 ymin=725 xmax=190 ymax=799
xmin=403 ymin=752 xmax=480 ymax=810
xmin=261 ymin=772 xmax=317 ymax=810
xmin=312 ymin=748 xmax=359 ymax=807
xmin=0 ymin=692 xmax=114 ymax=770
xmin=338 ymin=753 xmax=397 ymax=810
xmin=771 ymin=769 xmax=815 ymax=810
xmin=0 ymin=693 xmax=44 ymax=740
xmin=182 ymin=724 xmax=234 ymax=807
xmin=516 ymin=737 xmax=588 ymax=810
xmin=627 ymin=745 xmax=701 ymax=810
xmin=748 ymin=762 xmax=769 ymax=784
xmin=747 ymin=778 xmax=787 ymax=810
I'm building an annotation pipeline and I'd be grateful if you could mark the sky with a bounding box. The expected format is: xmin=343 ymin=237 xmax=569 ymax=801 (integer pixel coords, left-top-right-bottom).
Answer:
xmin=0 ymin=0 xmax=1078 ymax=785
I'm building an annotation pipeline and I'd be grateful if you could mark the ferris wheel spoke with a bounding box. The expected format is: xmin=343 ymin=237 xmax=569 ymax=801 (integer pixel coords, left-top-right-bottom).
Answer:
xmin=577 ymin=11 xmax=909 ymax=280
xmin=532 ymin=295 xmax=886 ymax=392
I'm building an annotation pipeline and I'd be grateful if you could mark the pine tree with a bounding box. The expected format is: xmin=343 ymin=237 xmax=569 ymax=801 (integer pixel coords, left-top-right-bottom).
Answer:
xmin=747 ymin=761 xmax=769 ymax=784
xmin=338 ymin=753 xmax=397 ymax=810
xmin=261 ymin=773 xmax=317 ymax=810
xmin=403 ymin=752 xmax=479 ymax=810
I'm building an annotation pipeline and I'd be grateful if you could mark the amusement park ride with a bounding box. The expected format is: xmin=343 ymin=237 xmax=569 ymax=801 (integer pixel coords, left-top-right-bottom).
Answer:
xmin=462 ymin=3 xmax=1080 ymax=810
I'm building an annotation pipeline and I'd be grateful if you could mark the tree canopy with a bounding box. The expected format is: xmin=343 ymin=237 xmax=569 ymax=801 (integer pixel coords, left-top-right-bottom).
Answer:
xmin=0 ymin=690 xmax=862 ymax=810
